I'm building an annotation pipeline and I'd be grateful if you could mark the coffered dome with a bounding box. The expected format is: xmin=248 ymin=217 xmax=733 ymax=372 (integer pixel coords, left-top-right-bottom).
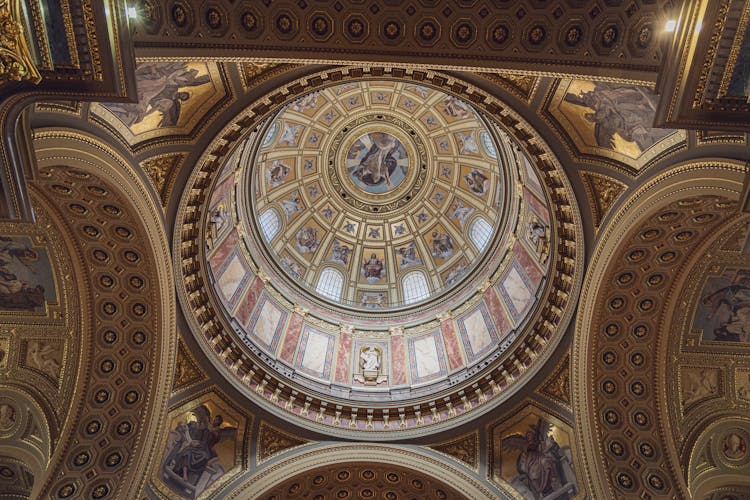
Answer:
xmin=246 ymin=80 xmax=511 ymax=313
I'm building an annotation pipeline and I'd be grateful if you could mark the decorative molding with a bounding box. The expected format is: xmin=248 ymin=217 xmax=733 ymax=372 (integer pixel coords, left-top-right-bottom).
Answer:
xmin=427 ymin=431 xmax=479 ymax=472
xmin=171 ymin=338 xmax=204 ymax=394
xmin=139 ymin=152 xmax=187 ymax=206
xmin=538 ymin=352 xmax=572 ymax=409
xmin=256 ymin=420 xmax=309 ymax=465
xmin=579 ymin=171 xmax=627 ymax=229
xmin=0 ymin=0 xmax=41 ymax=84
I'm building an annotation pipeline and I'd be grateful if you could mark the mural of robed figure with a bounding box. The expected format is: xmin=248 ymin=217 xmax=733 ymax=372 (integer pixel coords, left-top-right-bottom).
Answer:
xmin=105 ymin=62 xmax=211 ymax=129
xmin=161 ymin=404 xmax=237 ymax=499
xmin=563 ymin=82 xmax=672 ymax=153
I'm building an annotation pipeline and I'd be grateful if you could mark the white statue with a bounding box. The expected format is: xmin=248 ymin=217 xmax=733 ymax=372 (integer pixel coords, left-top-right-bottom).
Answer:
xmin=360 ymin=347 xmax=380 ymax=372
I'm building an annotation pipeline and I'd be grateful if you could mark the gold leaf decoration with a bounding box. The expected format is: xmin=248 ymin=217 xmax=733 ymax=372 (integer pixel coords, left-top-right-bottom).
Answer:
xmin=139 ymin=152 xmax=185 ymax=205
xmin=539 ymin=354 xmax=571 ymax=408
xmin=172 ymin=339 xmax=204 ymax=393
xmin=257 ymin=420 xmax=308 ymax=463
xmin=240 ymin=62 xmax=300 ymax=90
xmin=428 ymin=431 xmax=479 ymax=470
xmin=580 ymin=171 xmax=626 ymax=228
xmin=480 ymin=72 xmax=537 ymax=102
xmin=0 ymin=0 xmax=41 ymax=84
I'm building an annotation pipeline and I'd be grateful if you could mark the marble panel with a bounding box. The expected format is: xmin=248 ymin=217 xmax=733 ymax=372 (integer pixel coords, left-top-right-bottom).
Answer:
xmin=296 ymin=327 xmax=333 ymax=380
xmin=409 ymin=331 xmax=446 ymax=383
xmin=208 ymin=227 xmax=239 ymax=272
xmin=235 ymin=277 xmax=264 ymax=326
xmin=279 ymin=311 xmax=304 ymax=364
xmin=523 ymin=186 xmax=550 ymax=224
xmin=245 ymin=295 xmax=287 ymax=354
xmin=457 ymin=303 xmax=499 ymax=361
xmin=216 ymin=253 xmax=249 ymax=306
xmin=334 ymin=331 xmax=352 ymax=384
xmin=390 ymin=335 xmax=407 ymax=385
xmin=440 ymin=319 xmax=464 ymax=371
xmin=499 ymin=262 xmax=534 ymax=322
xmin=513 ymin=241 xmax=544 ymax=285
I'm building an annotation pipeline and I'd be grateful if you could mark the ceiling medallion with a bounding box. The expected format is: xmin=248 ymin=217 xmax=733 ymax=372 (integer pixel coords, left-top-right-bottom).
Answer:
xmin=328 ymin=114 xmax=427 ymax=214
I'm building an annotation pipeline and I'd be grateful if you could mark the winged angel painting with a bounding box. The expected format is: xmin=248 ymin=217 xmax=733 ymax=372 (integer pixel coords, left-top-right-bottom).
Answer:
xmin=102 ymin=62 xmax=218 ymax=138
xmin=500 ymin=417 xmax=578 ymax=500
xmin=161 ymin=404 xmax=237 ymax=499
xmin=558 ymin=81 xmax=674 ymax=161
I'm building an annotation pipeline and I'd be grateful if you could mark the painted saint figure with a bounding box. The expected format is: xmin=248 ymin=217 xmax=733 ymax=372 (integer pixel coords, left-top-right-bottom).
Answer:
xmin=329 ymin=240 xmax=352 ymax=266
xmin=431 ymin=232 xmax=455 ymax=260
xmin=0 ymin=237 xmax=50 ymax=311
xmin=463 ymin=169 xmax=489 ymax=195
xmin=700 ymin=271 xmax=750 ymax=342
xmin=295 ymin=227 xmax=320 ymax=254
xmin=396 ymin=242 xmax=421 ymax=268
xmin=265 ymin=159 xmax=291 ymax=187
xmin=362 ymin=253 xmax=386 ymax=281
xmin=563 ymin=82 xmax=672 ymax=152
xmin=351 ymin=133 xmax=399 ymax=187
xmin=501 ymin=417 xmax=577 ymax=500
xmin=161 ymin=404 xmax=237 ymax=498
xmin=104 ymin=62 xmax=211 ymax=128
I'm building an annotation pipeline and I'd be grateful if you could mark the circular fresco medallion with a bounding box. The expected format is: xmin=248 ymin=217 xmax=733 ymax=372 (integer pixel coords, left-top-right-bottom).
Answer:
xmin=345 ymin=132 xmax=409 ymax=194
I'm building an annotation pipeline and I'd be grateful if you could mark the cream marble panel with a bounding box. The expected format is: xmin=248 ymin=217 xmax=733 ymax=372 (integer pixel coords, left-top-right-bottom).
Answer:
xmin=301 ymin=330 xmax=330 ymax=375
xmin=464 ymin=308 xmax=492 ymax=355
xmin=217 ymin=254 xmax=246 ymax=300
xmin=413 ymin=335 xmax=441 ymax=378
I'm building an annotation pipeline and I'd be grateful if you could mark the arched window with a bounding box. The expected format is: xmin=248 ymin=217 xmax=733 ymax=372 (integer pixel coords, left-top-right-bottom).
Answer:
xmin=469 ymin=216 xmax=493 ymax=252
xmin=402 ymin=270 xmax=430 ymax=305
xmin=259 ymin=209 xmax=281 ymax=242
xmin=316 ymin=267 xmax=344 ymax=301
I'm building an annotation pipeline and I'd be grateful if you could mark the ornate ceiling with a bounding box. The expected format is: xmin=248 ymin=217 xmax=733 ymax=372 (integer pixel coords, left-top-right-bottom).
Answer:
xmin=0 ymin=1 xmax=749 ymax=499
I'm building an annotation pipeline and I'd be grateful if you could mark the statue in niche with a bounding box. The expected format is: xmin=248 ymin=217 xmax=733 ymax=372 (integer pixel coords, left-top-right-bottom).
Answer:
xmin=527 ymin=217 xmax=549 ymax=263
xmin=206 ymin=203 xmax=229 ymax=249
xmin=354 ymin=346 xmax=387 ymax=385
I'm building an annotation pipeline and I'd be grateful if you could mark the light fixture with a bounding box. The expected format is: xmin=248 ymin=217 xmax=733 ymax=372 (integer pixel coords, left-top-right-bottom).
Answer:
xmin=695 ymin=20 xmax=702 ymax=34
xmin=664 ymin=19 xmax=677 ymax=32
xmin=127 ymin=6 xmax=137 ymax=19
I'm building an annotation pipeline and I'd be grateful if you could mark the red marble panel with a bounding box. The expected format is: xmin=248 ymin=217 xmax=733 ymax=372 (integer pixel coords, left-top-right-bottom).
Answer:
xmin=513 ymin=240 xmax=543 ymax=284
xmin=334 ymin=331 xmax=352 ymax=383
xmin=523 ymin=186 xmax=550 ymax=223
xmin=235 ymin=276 xmax=264 ymax=326
xmin=279 ymin=311 xmax=304 ymax=363
xmin=484 ymin=287 xmax=511 ymax=337
xmin=440 ymin=319 xmax=464 ymax=371
xmin=209 ymin=174 xmax=234 ymax=207
xmin=208 ymin=228 xmax=239 ymax=272
xmin=390 ymin=335 xmax=407 ymax=386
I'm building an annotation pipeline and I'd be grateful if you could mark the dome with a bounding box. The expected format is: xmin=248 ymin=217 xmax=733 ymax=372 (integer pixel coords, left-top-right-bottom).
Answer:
xmin=246 ymin=80 xmax=510 ymax=312
xmin=188 ymin=70 xmax=580 ymax=437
